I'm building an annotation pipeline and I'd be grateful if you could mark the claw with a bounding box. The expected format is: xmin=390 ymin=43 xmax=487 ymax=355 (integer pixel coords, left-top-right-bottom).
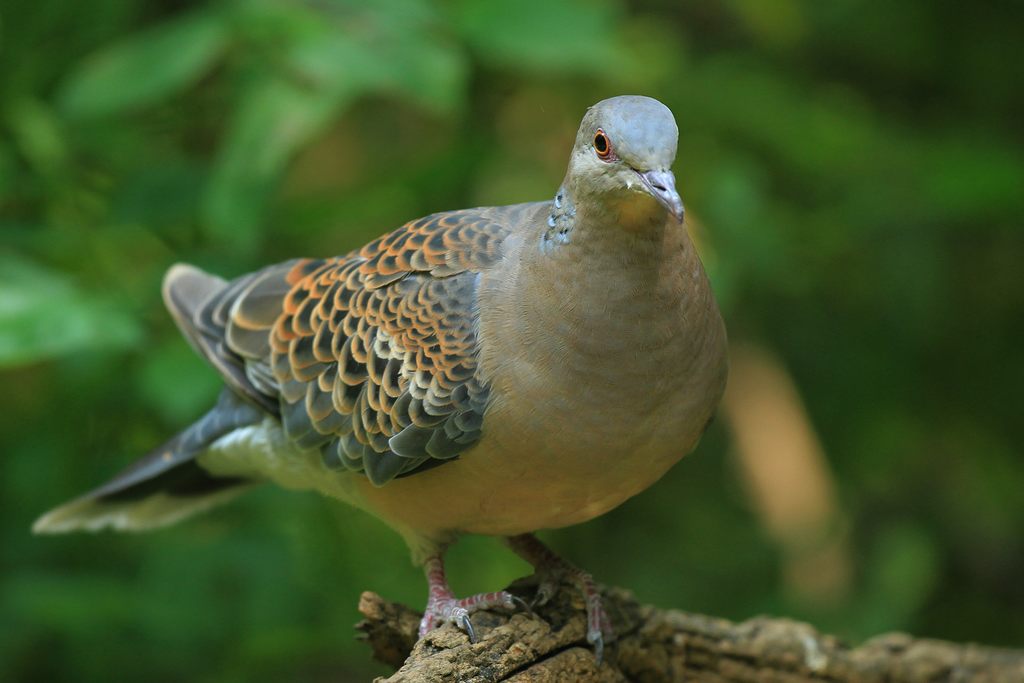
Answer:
xmin=456 ymin=609 xmax=476 ymax=643
xmin=510 ymin=594 xmax=533 ymax=614
xmin=589 ymin=631 xmax=604 ymax=666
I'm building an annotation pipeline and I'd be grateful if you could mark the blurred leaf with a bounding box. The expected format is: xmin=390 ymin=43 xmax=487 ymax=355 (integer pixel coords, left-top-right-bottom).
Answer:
xmin=0 ymin=253 xmax=141 ymax=367
xmin=859 ymin=522 xmax=940 ymax=633
xmin=3 ymin=574 xmax=141 ymax=633
xmin=58 ymin=8 xmax=228 ymax=118
xmin=0 ymin=142 xmax=14 ymax=200
xmin=726 ymin=0 xmax=806 ymax=47
xmin=285 ymin=30 xmax=386 ymax=91
xmin=270 ymin=0 xmax=466 ymax=111
xmin=352 ymin=0 xmax=467 ymax=112
xmin=137 ymin=338 xmax=222 ymax=423
xmin=201 ymin=1 xmax=468 ymax=243
xmin=373 ymin=35 xmax=466 ymax=113
xmin=4 ymin=98 xmax=68 ymax=178
xmin=202 ymin=74 xmax=356 ymax=243
xmin=110 ymin=160 xmax=207 ymax=231
xmin=451 ymin=0 xmax=626 ymax=74
xmin=918 ymin=140 xmax=1024 ymax=219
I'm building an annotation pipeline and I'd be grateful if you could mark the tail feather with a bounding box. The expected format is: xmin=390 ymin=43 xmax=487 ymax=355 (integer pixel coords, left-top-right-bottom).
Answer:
xmin=32 ymin=467 xmax=252 ymax=534
xmin=33 ymin=390 xmax=263 ymax=534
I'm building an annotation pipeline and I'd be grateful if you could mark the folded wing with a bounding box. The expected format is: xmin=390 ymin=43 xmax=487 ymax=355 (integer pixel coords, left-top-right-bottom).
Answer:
xmin=176 ymin=207 xmax=524 ymax=486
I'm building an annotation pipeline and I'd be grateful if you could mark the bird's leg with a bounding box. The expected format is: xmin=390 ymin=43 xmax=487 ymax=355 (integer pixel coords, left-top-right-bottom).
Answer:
xmin=505 ymin=533 xmax=612 ymax=662
xmin=418 ymin=551 xmax=520 ymax=641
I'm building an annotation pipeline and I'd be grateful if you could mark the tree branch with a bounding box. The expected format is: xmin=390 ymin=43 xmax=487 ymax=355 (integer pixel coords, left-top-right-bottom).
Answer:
xmin=356 ymin=578 xmax=1024 ymax=682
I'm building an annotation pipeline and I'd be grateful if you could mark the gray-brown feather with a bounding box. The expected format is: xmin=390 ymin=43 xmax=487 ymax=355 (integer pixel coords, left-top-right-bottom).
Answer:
xmin=163 ymin=264 xmax=282 ymax=414
xmin=164 ymin=207 xmax=527 ymax=487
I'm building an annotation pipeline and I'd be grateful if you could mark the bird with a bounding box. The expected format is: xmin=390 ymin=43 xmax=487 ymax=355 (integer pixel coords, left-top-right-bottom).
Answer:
xmin=34 ymin=95 xmax=728 ymax=660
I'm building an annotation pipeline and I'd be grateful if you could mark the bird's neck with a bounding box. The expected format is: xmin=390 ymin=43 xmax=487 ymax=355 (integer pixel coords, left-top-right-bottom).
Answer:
xmin=503 ymin=187 xmax=716 ymax=363
xmin=541 ymin=183 xmax=669 ymax=254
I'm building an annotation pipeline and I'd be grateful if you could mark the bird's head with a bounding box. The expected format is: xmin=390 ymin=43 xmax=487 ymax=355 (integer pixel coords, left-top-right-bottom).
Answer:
xmin=565 ymin=95 xmax=684 ymax=225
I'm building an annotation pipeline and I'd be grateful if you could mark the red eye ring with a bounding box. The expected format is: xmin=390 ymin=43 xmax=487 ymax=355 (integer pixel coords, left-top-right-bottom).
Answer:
xmin=594 ymin=129 xmax=612 ymax=160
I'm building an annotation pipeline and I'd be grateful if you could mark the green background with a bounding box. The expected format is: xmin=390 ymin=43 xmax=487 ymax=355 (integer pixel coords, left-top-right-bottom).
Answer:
xmin=2 ymin=1 xmax=1022 ymax=680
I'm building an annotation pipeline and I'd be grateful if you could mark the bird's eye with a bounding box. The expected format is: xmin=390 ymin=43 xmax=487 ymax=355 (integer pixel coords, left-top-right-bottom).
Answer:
xmin=594 ymin=130 xmax=612 ymax=160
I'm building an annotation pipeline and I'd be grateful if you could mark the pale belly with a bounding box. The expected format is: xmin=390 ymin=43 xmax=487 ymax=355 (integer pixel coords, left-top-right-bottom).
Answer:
xmin=198 ymin=368 xmax=722 ymax=561
xmin=363 ymin=389 xmax=714 ymax=539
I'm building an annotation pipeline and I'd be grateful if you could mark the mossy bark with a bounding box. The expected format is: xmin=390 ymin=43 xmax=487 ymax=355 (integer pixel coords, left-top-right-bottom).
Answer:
xmin=356 ymin=578 xmax=1024 ymax=682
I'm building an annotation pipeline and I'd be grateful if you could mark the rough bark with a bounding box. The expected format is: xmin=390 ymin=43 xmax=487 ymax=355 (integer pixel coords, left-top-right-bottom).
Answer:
xmin=356 ymin=578 xmax=1024 ymax=682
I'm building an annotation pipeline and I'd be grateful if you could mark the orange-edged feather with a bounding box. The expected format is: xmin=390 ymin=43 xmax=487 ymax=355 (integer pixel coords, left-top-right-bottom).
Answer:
xmin=176 ymin=206 xmax=534 ymax=485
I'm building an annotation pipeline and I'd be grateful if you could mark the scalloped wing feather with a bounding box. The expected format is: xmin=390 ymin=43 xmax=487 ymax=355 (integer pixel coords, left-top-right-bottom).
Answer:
xmin=163 ymin=264 xmax=284 ymax=414
xmin=176 ymin=206 xmax=528 ymax=486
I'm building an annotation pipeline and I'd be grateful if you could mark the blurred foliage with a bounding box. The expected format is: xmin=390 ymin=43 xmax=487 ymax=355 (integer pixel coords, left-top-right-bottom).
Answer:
xmin=2 ymin=0 xmax=1023 ymax=680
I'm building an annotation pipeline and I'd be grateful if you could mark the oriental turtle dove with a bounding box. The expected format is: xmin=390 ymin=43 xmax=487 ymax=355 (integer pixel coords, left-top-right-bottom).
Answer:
xmin=35 ymin=95 xmax=728 ymax=660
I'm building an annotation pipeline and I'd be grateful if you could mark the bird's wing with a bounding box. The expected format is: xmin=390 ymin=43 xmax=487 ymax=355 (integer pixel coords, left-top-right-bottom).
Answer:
xmin=167 ymin=205 xmax=535 ymax=486
xmin=164 ymin=263 xmax=293 ymax=414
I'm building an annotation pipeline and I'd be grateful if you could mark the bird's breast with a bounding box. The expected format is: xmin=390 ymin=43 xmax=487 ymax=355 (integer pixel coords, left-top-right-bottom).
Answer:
xmin=443 ymin=222 xmax=729 ymax=534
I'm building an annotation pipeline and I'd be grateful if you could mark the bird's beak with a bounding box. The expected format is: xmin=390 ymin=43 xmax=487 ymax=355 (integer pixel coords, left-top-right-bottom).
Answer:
xmin=637 ymin=169 xmax=684 ymax=223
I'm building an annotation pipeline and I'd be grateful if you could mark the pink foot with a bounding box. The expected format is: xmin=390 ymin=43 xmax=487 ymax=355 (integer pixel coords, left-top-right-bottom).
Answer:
xmin=419 ymin=554 xmax=521 ymax=641
xmin=507 ymin=534 xmax=613 ymax=663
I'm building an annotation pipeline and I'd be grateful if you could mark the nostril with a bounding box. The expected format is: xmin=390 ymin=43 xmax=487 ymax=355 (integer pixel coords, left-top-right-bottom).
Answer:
xmin=652 ymin=183 xmax=667 ymax=192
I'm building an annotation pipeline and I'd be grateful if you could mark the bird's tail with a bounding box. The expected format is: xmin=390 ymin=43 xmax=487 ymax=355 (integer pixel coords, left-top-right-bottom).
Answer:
xmin=33 ymin=390 xmax=263 ymax=534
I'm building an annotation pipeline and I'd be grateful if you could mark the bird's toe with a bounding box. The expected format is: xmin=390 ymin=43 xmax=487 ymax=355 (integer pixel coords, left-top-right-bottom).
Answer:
xmin=418 ymin=590 xmax=521 ymax=641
